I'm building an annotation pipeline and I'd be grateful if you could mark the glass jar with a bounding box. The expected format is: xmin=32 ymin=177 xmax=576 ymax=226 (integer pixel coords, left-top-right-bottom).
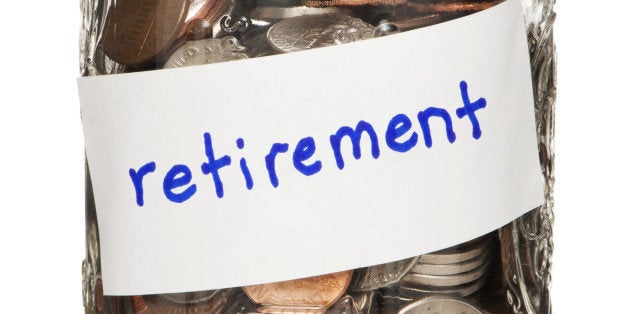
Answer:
xmin=80 ymin=0 xmax=556 ymax=312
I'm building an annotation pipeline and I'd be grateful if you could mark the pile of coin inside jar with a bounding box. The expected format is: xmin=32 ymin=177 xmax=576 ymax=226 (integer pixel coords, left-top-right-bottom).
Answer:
xmin=99 ymin=234 xmax=500 ymax=313
xmin=92 ymin=0 xmax=510 ymax=313
xmin=93 ymin=0 xmax=504 ymax=75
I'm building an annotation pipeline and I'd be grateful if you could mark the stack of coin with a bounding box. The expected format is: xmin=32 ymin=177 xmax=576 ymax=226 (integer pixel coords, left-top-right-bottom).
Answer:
xmin=399 ymin=236 xmax=493 ymax=298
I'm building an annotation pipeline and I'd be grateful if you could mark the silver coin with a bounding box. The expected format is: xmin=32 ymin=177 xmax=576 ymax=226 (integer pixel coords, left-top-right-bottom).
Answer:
xmin=350 ymin=256 xmax=419 ymax=291
xmin=326 ymin=295 xmax=361 ymax=314
xmin=400 ymin=276 xmax=487 ymax=298
xmin=251 ymin=6 xmax=347 ymax=20
xmin=164 ymin=37 xmax=248 ymax=68
xmin=267 ymin=14 xmax=374 ymax=53
xmin=417 ymin=240 xmax=489 ymax=265
xmin=412 ymin=250 xmax=492 ymax=276
xmin=349 ymin=290 xmax=374 ymax=312
xmin=398 ymin=296 xmax=484 ymax=314
xmin=401 ymin=263 xmax=488 ymax=287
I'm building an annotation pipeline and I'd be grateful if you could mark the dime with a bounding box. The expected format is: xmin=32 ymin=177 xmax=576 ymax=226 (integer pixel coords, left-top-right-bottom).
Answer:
xmin=243 ymin=270 xmax=353 ymax=313
xmin=132 ymin=289 xmax=231 ymax=313
xmin=411 ymin=250 xmax=491 ymax=276
xmin=398 ymin=296 xmax=484 ymax=314
xmin=416 ymin=239 xmax=490 ymax=265
xmin=401 ymin=263 xmax=488 ymax=287
xmin=164 ymin=37 xmax=248 ymax=68
xmin=399 ymin=276 xmax=487 ymax=298
xmin=349 ymin=256 xmax=418 ymax=291
xmin=267 ymin=14 xmax=374 ymax=53
xmin=102 ymin=0 xmax=189 ymax=66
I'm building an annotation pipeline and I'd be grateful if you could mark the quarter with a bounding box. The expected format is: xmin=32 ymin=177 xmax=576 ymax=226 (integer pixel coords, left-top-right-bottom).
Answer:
xmin=349 ymin=256 xmax=418 ymax=291
xmin=416 ymin=239 xmax=490 ymax=265
xmin=401 ymin=263 xmax=488 ymax=287
xmin=399 ymin=278 xmax=487 ymax=298
xmin=164 ymin=37 xmax=248 ymax=68
xmin=411 ymin=250 xmax=491 ymax=276
xmin=267 ymin=14 xmax=374 ymax=53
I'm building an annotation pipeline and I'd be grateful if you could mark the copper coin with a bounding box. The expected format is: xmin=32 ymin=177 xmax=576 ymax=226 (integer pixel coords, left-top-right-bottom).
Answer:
xmin=302 ymin=0 xmax=406 ymax=7
xmin=180 ymin=0 xmax=230 ymax=39
xmin=132 ymin=289 xmax=230 ymax=313
xmin=404 ymin=0 xmax=504 ymax=14
xmin=243 ymin=270 xmax=353 ymax=313
xmin=102 ymin=0 xmax=189 ymax=67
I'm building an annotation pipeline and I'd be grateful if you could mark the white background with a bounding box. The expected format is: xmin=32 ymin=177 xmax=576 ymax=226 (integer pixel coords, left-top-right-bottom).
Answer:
xmin=0 ymin=0 xmax=626 ymax=312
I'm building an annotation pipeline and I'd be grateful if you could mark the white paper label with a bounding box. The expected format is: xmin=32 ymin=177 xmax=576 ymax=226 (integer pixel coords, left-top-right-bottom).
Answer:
xmin=79 ymin=0 xmax=543 ymax=295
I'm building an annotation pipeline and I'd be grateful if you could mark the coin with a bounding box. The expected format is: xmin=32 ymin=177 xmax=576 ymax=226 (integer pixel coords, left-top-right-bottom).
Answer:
xmin=267 ymin=14 xmax=374 ymax=53
xmin=411 ymin=250 xmax=491 ymax=276
xmin=164 ymin=37 xmax=248 ymax=68
xmin=251 ymin=6 xmax=347 ymax=20
xmin=416 ymin=239 xmax=489 ymax=265
xmin=180 ymin=0 xmax=229 ymax=39
xmin=405 ymin=0 xmax=503 ymax=14
xmin=401 ymin=263 xmax=488 ymax=287
xmin=349 ymin=256 xmax=418 ymax=291
xmin=243 ymin=270 xmax=353 ymax=313
xmin=398 ymin=296 xmax=484 ymax=314
xmin=102 ymin=0 xmax=189 ymax=67
xmin=326 ymin=295 xmax=361 ymax=314
xmin=302 ymin=0 xmax=406 ymax=7
xmin=132 ymin=289 xmax=231 ymax=313
xmin=389 ymin=14 xmax=443 ymax=31
xmin=399 ymin=276 xmax=487 ymax=298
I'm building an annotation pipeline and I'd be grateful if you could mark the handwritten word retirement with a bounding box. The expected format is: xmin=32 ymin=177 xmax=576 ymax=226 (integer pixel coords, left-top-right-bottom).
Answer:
xmin=129 ymin=80 xmax=486 ymax=206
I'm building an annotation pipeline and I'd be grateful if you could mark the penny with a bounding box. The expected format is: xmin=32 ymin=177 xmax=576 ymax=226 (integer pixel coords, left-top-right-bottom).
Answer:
xmin=399 ymin=277 xmax=486 ymax=298
xmin=102 ymin=0 xmax=189 ymax=67
xmin=417 ymin=239 xmax=490 ymax=265
xmin=398 ymin=296 xmax=484 ymax=314
xmin=243 ymin=270 xmax=353 ymax=313
xmin=405 ymin=0 xmax=504 ymax=14
xmin=267 ymin=14 xmax=374 ymax=53
xmin=251 ymin=6 xmax=347 ymax=20
xmin=302 ymin=0 xmax=406 ymax=7
xmin=401 ymin=263 xmax=488 ymax=287
xmin=95 ymin=277 xmax=104 ymax=314
xmin=163 ymin=37 xmax=248 ymax=68
xmin=349 ymin=256 xmax=418 ymax=291
xmin=412 ymin=250 xmax=491 ymax=276
xmin=132 ymin=289 xmax=231 ymax=313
